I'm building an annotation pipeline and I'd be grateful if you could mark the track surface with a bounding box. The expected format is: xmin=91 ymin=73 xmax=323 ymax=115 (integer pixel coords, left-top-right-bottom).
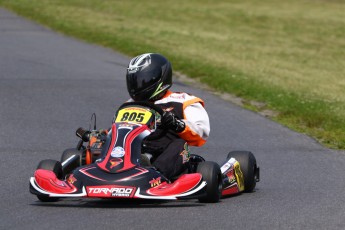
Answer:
xmin=1 ymin=8 xmax=345 ymax=230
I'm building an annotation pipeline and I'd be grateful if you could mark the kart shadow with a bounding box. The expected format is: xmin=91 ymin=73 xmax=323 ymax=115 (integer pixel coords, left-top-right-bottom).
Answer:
xmin=30 ymin=189 xmax=257 ymax=208
xmin=221 ymin=189 xmax=258 ymax=200
xmin=30 ymin=198 xmax=206 ymax=209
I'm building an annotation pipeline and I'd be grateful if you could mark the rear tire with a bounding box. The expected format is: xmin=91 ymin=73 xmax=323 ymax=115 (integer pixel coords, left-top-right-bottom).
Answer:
xmin=36 ymin=159 xmax=63 ymax=202
xmin=227 ymin=151 xmax=258 ymax=192
xmin=197 ymin=161 xmax=222 ymax=203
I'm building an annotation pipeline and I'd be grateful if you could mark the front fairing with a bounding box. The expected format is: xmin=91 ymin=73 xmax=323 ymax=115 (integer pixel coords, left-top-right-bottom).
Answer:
xmin=30 ymin=163 xmax=169 ymax=199
xmin=95 ymin=104 xmax=157 ymax=173
xmin=96 ymin=123 xmax=150 ymax=173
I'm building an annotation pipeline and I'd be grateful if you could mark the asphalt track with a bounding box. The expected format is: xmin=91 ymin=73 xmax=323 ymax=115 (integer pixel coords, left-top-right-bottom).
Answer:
xmin=1 ymin=8 xmax=345 ymax=230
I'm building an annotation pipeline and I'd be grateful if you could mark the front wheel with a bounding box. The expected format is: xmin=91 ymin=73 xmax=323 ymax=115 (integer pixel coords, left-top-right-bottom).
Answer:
xmin=227 ymin=151 xmax=259 ymax=192
xmin=197 ymin=161 xmax=222 ymax=203
xmin=36 ymin=159 xmax=63 ymax=202
xmin=61 ymin=148 xmax=84 ymax=175
xmin=61 ymin=148 xmax=84 ymax=165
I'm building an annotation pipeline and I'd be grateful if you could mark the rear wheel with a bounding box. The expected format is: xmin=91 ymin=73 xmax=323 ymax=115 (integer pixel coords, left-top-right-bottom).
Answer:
xmin=197 ymin=161 xmax=222 ymax=203
xmin=36 ymin=159 xmax=63 ymax=202
xmin=188 ymin=154 xmax=205 ymax=173
xmin=227 ymin=151 xmax=258 ymax=192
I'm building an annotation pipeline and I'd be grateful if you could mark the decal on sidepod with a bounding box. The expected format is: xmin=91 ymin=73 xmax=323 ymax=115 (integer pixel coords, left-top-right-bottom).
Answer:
xmin=111 ymin=146 xmax=125 ymax=158
xmin=86 ymin=185 xmax=136 ymax=198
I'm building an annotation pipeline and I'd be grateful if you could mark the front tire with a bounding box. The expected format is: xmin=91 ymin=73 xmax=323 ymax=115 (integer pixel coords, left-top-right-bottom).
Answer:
xmin=227 ymin=151 xmax=258 ymax=192
xmin=36 ymin=159 xmax=63 ymax=202
xmin=197 ymin=161 xmax=222 ymax=203
xmin=61 ymin=148 xmax=84 ymax=166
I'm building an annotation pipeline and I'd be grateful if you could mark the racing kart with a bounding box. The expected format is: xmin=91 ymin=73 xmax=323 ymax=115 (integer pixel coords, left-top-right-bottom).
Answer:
xmin=30 ymin=102 xmax=260 ymax=203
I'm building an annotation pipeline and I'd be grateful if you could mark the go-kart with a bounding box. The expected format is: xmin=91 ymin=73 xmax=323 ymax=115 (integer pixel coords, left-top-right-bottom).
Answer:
xmin=30 ymin=101 xmax=260 ymax=203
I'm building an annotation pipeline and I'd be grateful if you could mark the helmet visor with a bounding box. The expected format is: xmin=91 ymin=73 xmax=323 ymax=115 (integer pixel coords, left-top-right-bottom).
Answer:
xmin=126 ymin=67 xmax=162 ymax=100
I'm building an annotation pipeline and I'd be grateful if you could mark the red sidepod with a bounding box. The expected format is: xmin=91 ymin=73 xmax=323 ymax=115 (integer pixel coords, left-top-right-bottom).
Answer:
xmin=34 ymin=169 xmax=77 ymax=194
xmin=146 ymin=173 xmax=202 ymax=196
xmin=221 ymin=185 xmax=239 ymax=196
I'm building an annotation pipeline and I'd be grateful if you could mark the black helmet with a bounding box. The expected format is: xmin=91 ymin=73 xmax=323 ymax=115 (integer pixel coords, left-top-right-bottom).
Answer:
xmin=126 ymin=53 xmax=172 ymax=101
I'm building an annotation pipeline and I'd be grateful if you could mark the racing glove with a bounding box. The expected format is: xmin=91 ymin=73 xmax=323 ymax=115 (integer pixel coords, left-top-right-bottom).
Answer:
xmin=161 ymin=111 xmax=185 ymax=133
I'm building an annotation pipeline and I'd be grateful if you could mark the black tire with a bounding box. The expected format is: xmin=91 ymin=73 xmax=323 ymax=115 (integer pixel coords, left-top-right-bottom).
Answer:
xmin=188 ymin=154 xmax=205 ymax=173
xmin=61 ymin=148 xmax=84 ymax=166
xmin=36 ymin=159 xmax=63 ymax=202
xmin=227 ymin=151 xmax=258 ymax=192
xmin=61 ymin=148 xmax=84 ymax=175
xmin=196 ymin=161 xmax=222 ymax=203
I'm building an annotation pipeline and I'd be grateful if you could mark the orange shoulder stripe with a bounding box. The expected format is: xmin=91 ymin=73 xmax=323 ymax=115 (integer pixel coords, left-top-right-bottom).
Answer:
xmin=178 ymin=125 xmax=206 ymax=147
xmin=182 ymin=97 xmax=204 ymax=110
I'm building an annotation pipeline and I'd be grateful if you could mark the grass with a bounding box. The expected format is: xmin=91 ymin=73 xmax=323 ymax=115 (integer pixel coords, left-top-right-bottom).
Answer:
xmin=1 ymin=0 xmax=344 ymax=149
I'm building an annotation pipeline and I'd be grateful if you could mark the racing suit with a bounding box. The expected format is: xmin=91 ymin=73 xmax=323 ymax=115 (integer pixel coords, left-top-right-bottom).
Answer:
xmin=142 ymin=90 xmax=210 ymax=179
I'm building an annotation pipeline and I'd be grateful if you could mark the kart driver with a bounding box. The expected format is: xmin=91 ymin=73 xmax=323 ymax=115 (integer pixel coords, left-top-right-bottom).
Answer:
xmin=125 ymin=53 xmax=210 ymax=180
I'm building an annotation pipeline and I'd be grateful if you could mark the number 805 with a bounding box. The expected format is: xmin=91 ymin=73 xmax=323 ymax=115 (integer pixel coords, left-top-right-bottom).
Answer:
xmin=120 ymin=112 xmax=145 ymax=123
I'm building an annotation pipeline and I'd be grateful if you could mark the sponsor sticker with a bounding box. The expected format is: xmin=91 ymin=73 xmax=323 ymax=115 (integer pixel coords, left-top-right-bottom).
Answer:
xmin=234 ymin=161 xmax=245 ymax=192
xmin=180 ymin=143 xmax=190 ymax=164
xmin=226 ymin=171 xmax=236 ymax=184
xmin=87 ymin=185 xmax=135 ymax=198
xmin=149 ymin=177 xmax=162 ymax=187
xmin=111 ymin=146 xmax=125 ymax=158
xmin=67 ymin=174 xmax=77 ymax=185
xmin=109 ymin=158 xmax=123 ymax=169
xmin=220 ymin=158 xmax=236 ymax=174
